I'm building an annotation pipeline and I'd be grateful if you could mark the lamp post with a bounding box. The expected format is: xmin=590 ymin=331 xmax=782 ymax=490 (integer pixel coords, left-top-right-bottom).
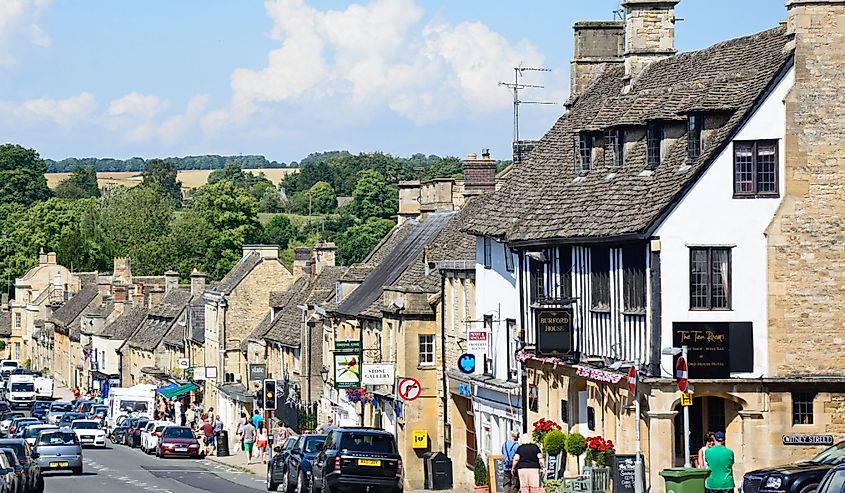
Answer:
xmin=662 ymin=345 xmax=690 ymax=468
xmin=610 ymin=361 xmax=644 ymax=493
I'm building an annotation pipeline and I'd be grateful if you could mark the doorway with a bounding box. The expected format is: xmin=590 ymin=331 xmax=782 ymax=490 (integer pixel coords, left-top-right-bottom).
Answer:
xmin=674 ymin=396 xmax=727 ymax=467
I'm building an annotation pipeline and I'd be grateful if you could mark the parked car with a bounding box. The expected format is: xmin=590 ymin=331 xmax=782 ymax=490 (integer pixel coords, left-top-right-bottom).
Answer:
xmin=11 ymin=422 xmax=40 ymax=440
xmin=7 ymin=420 xmax=39 ymax=440
xmin=0 ymin=439 xmax=43 ymax=493
xmin=127 ymin=418 xmax=149 ymax=448
xmin=0 ymin=450 xmax=21 ymax=493
xmin=743 ymin=441 xmax=845 ymax=493
xmin=155 ymin=426 xmax=202 ymax=459
xmin=0 ymin=415 xmax=25 ymax=438
xmin=109 ymin=416 xmax=132 ymax=444
xmin=56 ymin=413 xmax=86 ymax=429
xmin=276 ymin=434 xmax=327 ymax=493
xmin=45 ymin=403 xmax=73 ymax=425
xmin=816 ymin=463 xmax=845 ymax=493
xmin=141 ymin=421 xmax=173 ymax=454
xmin=33 ymin=430 xmax=82 ymax=475
xmin=69 ymin=420 xmax=106 ymax=448
xmin=311 ymin=428 xmax=403 ymax=493
xmin=265 ymin=436 xmax=298 ymax=492
xmin=22 ymin=426 xmax=57 ymax=447
xmin=29 ymin=403 xmax=50 ymax=422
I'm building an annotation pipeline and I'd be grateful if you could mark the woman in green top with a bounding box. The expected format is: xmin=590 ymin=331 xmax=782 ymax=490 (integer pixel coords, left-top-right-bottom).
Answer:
xmin=705 ymin=432 xmax=736 ymax=493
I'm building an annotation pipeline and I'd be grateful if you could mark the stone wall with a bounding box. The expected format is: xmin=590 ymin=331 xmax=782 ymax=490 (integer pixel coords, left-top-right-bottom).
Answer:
xmin=570 ymin=21 xmax=624 ymax=99
xmin=767 ymin=1 xmax=845 ymax=376
xmin=623 ymin=0 xmax=678 ymax=81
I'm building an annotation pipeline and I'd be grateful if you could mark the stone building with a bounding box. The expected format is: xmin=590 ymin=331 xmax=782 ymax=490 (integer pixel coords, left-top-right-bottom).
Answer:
xmin=461 ymin=1 xmax=845 ymax=490
xmin=48 ymin=283 xmax=100 ymax=388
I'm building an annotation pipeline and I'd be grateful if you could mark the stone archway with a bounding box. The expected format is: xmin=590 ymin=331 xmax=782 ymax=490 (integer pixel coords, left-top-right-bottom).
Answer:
xmin=671 ymin=392 xmax=746 ymax=467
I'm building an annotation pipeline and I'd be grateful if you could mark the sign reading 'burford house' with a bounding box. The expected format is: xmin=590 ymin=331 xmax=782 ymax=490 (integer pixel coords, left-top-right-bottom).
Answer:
xmin=536 ymin=307 xmax=574 ymax=357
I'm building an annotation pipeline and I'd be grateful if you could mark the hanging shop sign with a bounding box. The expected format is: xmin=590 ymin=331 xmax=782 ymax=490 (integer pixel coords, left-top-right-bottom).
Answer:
xmin=335 ymin=340 xmax=362 ymax=352
xmin=249 ymin=363 xmax=267 ymax=382
xmin=467 ymin=330 xmax=488 ymax=353
xmin=458 ymin=353 xmax=476 ymax=374
xmin=361 ymin=363 xmax=395 ymax=386
xmin=536 ymin=308 xmax=574 ymax=357
xmin=333 ymin=352 xmax=361 ymax=389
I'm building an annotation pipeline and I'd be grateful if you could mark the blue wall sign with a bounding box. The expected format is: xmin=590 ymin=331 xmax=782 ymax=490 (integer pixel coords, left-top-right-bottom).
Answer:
xmin=458 ymin=353 xmax=476 ymax=374
xmin=458 ymin=383 xmax=472 ymax=397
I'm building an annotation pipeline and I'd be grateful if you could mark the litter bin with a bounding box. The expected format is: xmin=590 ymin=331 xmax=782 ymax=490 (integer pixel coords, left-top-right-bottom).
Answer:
xmin=216 ymin=430 xmax=230 ymax=457
xmin=659 ymin=468 xmax=710 ymax=493
xmin=423 ymin=452 xmax=453 ymax=490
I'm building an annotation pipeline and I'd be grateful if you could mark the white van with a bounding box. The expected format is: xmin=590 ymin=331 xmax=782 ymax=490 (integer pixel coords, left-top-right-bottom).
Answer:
xmin=0 ymin=361 xmax=18 ymax=381
xmin=106 ymin=384 xmax=155 ymax=430
xmin=6 ymin=374 xmax=35 ymax=409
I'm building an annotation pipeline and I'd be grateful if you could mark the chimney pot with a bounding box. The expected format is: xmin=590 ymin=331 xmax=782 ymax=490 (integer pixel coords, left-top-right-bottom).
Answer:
xmin=466 ymin=153 xmax=477 ymax=161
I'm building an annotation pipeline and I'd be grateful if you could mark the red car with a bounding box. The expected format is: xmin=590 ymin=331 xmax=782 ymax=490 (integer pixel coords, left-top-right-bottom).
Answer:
xmin=155 ymin=426 xmax=202 ymax=458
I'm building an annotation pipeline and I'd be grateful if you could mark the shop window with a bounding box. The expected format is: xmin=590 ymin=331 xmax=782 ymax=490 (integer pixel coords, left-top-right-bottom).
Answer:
xmin=529 ymin=384 xmax=539 ymax=413
xmin=465 ymin=403 xmax=476 ymax=468
xmin=587 ymin=406 xmax=595 ymax=431
xmin=560 ymin=399 xmax=568 ymax=426
xmin=793 ymin=392 xmax=815 ymax=425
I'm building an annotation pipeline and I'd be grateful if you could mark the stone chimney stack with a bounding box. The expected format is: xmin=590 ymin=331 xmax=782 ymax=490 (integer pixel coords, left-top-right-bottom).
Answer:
xmin=293 ymin=248 xmax=312 ymax=280
xmin=164 ymin=270 xmax=179 ymax=293
xmin=766 ymin=0 xmax=845 ymax=376
xmin=397 ymin=181 xmax=421 ymax=225
xmin=570 ymin=21 xmax=624 ymax=101
xmin=112 ymin=257 xmax=132 ymax=285
xmin=314 ymin=241 xmax=337 ymax=275
xmin=462 ymin=150 xmax=496 ymax=196
xmin=47 ymin=252 xmax=57 ymax=264
xmin=39 ymin=249 xmax=48 ymax=265
xmin=190 ymin=269 xmax=206 ymax=296
xmin=243 ymin=245 xmax=279 ymax=260
xmin=622 ymin=0 xmax=678 ymax=86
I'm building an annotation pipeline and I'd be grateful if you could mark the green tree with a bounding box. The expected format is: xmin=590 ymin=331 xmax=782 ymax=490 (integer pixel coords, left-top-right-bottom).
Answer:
xmin=350 ymin=170 xmax=397 ymax=220
xmin=308 ymin=181 xmax=337 ymax=214
xmin=54 ymin=166 xmax=100 ymax=199
xmin=334 ymin=218 xmax=394 ymax=265
xmin=262 ymin=215 xmax=297 ymax=249
xmin=0 ymin=144 xmax=51 ymax=206
xmin=142 ymin=159 xmax=182 ymax=206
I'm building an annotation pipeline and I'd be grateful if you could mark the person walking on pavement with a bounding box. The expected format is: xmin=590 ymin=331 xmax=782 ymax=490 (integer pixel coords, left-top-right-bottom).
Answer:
xmin=511 ymin=433 xmax=546 ymax=493
xmin=502 ymin=430 xmax=521 ymax=493
xmin=316 ymin=416 xmax=336 ymax=434
xmin=705 ymin=432 xmax=735 ymax=493
xmin=185 ymin=405 xmax=196 ymax=431
xmin=201 ymin=419 xmax=215 ymax=456
xmin=241 ymin=420 xmax=256 ymax=465
xmin=698 ymin=431 xmax=715 ymax=469
xmin=237 ymin=412 xmax=247 ymax=454
xmin=256 ymin=423 xmax=269 ymax=464
xmin=251 ymin=409 xmax=263 ymax=430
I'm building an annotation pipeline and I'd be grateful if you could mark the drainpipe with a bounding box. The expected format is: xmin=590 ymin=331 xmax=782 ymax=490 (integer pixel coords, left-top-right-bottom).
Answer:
xmin=439 ymin=271 xmax=448 ymax=455
xmin=517 ymin=249 xmax=528 ymax=434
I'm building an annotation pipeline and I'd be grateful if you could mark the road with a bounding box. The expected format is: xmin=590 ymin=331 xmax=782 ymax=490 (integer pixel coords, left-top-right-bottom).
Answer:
xmin=42 ymin=442 xmax=267 ymax=493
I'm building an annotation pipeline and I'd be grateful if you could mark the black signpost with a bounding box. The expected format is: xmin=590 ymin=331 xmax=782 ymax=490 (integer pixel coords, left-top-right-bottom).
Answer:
xmin=613 ymin=454 xmax=643 ymax=493
xmin=536 ymin=308 xmax=574 ymax=356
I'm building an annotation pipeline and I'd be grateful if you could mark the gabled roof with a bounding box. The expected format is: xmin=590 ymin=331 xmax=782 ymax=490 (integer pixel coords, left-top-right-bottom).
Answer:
xmin=51 ymin=284 xmax=99 ymax=330
xmin=307 ymin=266 xmax=346 ymax=304
xmin=463 ymin=26 xmax=791 ymax=242
xmin=211 ymin=251 xmax=262 ymax=294
xmin=125 ymin=287 xmax=191 ymax=352
xmin=188 ymin=301 xmax=205 ymax=344
xmin=335 ymin=212 xmax=455 ymax=317
xmin=264 ymin=278 xmax=312 ymax=348
xmin=100 ymin=305 xmax=148 ymax=340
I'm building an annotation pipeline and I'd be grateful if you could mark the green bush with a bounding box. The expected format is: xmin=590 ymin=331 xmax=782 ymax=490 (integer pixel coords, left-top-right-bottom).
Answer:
xmin=565 ymin=432 xmax=587 ymax=457
xmin=544 ymin=430 xmax=568 ymax=455
xmin=474 ymin=455 xmax=489 ymax=486
xmin=544 ymin=479 xmax=564 ymax=493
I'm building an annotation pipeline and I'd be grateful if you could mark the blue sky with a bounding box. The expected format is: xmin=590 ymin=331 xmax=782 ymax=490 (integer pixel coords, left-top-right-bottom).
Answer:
xmin=0 ymin=0 xmax=783 ymax=163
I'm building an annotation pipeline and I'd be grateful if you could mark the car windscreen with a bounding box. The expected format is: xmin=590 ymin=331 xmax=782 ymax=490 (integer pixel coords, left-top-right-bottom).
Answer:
xmin=119 ymin=401 xmax=149 ymax=413
xmin=0 ymin=442 xmax=26 ymax=460
xmin=61 ymin=414 xmax=85 ymax=421
xmin=339 ymin=433 xmax=395 ymax=453
xmin=154 ymin=426 xmax=167 ymax=433
xmin=0 ymin=450 xmax=17 ymax=466
xmin=50 ymin=403 xmax=72 ymax=412
xmin=303 ymin=436 xmax=327 ymax=453
xmin=24 ymin=427 xmax=54 ymax=438
xmin=812 ymin=442 xmax=845 ymax=464
xmin=162 ymin=427 xmax=194 ymax=439
xmin=38 ymin=433 xmax=79 ymax=446
xmin=71 ymin=422 xmax=100 ymax=430
xmin=10 ymin=383 xmax=34 ymax=392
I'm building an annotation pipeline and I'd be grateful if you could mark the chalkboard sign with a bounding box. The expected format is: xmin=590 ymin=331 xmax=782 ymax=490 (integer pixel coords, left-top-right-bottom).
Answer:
xmin=613 ymin=454 xmax=642 ymax=493
xmin=489 ymin=454 xmax=504 ymax=493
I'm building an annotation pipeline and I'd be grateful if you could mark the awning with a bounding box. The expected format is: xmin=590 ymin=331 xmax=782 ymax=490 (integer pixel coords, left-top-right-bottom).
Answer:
xmin=156 ymin=383 xmax=179 ymax=395
xmin=160 ymin=382 xmax=199 ymax=399
xmin=218 ymin=383 xmax=254 ymax=404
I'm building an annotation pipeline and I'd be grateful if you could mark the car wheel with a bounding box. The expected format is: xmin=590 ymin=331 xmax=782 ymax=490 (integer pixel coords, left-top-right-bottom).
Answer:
xmin=72 ymin=467 xmax=82 ymax=475
xmin=267 ymin=467 xmax=279 ymax=491
xmin=799 ymin=484 xmax=819 ymax=493
xmin=283 ymin=468 xmax=292 ymax=493
xmin=296 ymin=470 xmax=306 ymax=493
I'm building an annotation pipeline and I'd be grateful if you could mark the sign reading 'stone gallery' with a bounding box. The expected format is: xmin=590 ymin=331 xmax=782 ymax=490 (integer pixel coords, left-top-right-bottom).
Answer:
xmin=361 ymin=363 xmax=395 ymax=386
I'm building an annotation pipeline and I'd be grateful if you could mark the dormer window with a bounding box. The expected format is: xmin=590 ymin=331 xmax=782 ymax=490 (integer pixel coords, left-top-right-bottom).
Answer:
xmin=646 ymin=122 xmax=663 ymax=169
xmin=577 ymin=132 xmax=594 ymax=173
xmin=688 ymin=114 xmax=704 ymax=161
xmin=603 ymin=129 xmax=624 ymax=169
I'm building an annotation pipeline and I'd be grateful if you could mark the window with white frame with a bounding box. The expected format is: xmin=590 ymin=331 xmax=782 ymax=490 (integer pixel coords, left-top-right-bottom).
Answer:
xmin=507 ymin=319 xmax=518 ymax=381
xmin=293 ymin=347 xmax=301 ymax=373
xmin=483 ymin=315 xmax=494 ymax=376
xmin=14 ymin=313 xmax=20 ymax=328
xmin=418 ymin=334 xmax=435 ymax=366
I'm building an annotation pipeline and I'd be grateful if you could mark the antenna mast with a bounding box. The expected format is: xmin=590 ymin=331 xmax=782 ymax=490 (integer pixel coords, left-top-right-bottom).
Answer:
xmin=499 ymin=65 xmax=557 ymax=165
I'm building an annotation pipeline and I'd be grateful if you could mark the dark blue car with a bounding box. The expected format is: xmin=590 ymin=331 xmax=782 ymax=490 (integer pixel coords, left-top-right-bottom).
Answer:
xmin=31 ymin=402 xmax=51 ymax=421
xmin=280 ymin=434 xmax=326 ymax=493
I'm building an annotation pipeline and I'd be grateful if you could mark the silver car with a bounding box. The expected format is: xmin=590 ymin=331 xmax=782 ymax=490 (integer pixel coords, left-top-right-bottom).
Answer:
xmin=33 ymin=430 xmax=82 ymax=475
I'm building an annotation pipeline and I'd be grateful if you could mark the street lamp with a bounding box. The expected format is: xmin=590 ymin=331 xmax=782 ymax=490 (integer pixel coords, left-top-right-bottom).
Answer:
xmin=319 ymin=366 xmax=330 ymax=384
xmin=662 ymin=345 xmax=690 ymax=468
xmin=609 ymin=360 xmax=644 ymax=493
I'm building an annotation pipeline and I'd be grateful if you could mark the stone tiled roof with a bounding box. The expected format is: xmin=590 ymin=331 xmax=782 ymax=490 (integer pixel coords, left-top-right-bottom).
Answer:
xmin=463 ymin=26 xmax=791 ymax=242
xmin=340 ymin=264 xmax=373 ymax=283
xmin=269 ymin=291 xmax=288 ymax=308
xmin=50 ymin=284 xmax=99 ymax=329
xmin=212 ymin=251 xmax=262 ymax=294
xmin=263 ymin=277 xmax=312 ymax=347
xmin=0 ymin=311 xmax=10 ymax=338
xmin=188 ymin=301 xmax=205 ymax=344
xmin=126 ymin=287 xmax=191 ymax=351
xmin=306 ymin=266 xmax=346 ymax=305
xmin=100 ymin=305 xmax=148 ymax=340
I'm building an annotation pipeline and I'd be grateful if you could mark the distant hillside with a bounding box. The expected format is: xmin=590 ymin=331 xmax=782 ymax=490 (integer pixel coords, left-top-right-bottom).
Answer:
xmin=44 ymin=154 xmax=291 ymax=173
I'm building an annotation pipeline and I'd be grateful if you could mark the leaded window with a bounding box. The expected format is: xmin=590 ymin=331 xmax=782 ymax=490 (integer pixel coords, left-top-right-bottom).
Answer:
xmin=623 ymin=245 xmax=646 ymax=312
xmin=604 ymin=128 xmax=624 ymax=169
xmin=591 ymin=246 xmax=610 ymax=311
xmin=578 ymin=132 xmax=593 ymax=173
xmin=689 ymin=247 xmax=731 ymax=310
xmin=688 ymin=114 xmax=704 ymax=161
xmin=646 ymin=122 xmax=663 ymax=169
xmin=733 ymin=140 xmax=779 ymax=197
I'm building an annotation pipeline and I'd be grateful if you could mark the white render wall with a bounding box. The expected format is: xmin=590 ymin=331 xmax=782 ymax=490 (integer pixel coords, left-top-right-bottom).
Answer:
xmin=654 ymin=66 xmax=794 ymax=378
xmin=91 ymin=336 xmax=122 ymax=376
xmin=474 ymin=237 xmax=520 ymax=381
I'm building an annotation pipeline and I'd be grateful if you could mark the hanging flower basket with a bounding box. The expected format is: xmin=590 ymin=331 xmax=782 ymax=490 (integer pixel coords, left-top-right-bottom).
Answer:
xmin=345 ymin=387 xmax=373 ymax=404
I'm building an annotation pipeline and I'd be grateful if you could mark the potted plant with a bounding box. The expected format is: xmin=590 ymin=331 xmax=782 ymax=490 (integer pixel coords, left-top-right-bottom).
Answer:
xmin=583 ymin=436 xmax=615 ymax=492
xmin=565 ymin=432 xmax=587 ymax=474
xmin=543 ymin=430 xmax=568 ymax=479
xmin=473 ymin=455 xmax=489 ymax=493
xmin=532 ymin=417 xmax=562 ymax=445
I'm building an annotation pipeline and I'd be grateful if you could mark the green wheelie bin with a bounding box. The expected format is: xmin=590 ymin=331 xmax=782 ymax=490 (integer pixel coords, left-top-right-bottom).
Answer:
xmin=659 ymin=468 xmax=711 ymax=493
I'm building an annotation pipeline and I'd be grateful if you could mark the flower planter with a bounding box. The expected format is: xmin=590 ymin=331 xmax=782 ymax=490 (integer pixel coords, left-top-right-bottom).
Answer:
xmin=474 ymin=485 xmax=490 ymax=493
xmin=584 ymin=466 xmax=611 ymax=493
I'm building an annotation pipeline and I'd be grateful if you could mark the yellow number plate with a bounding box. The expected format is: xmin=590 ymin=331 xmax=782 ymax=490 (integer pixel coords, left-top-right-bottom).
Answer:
xmin=358 ymin=459 xmax=381 ymax=467
xmin=49 ymin=461 xmax=68 ymax=467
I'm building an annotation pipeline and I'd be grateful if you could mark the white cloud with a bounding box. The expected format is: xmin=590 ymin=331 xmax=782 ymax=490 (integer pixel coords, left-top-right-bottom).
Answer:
xmin=0 ymin=0 xmax=52 ymax=67
xmin=107 ymin=92 xmax=167 ymax=119
xmin=202 ymin=0 xmax=546 ymax=132
xmin=0 ymin=92 xmax=98 ymax=126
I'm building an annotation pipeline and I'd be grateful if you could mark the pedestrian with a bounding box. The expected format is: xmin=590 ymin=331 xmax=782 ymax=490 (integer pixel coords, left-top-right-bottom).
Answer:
xmin=698 ymin=431 xmax=715 ymax=469
xmin=206 ymin=407 xmax=215 ymax=423
xmin=316 ymin=416 xmax=335 ymax=434
xmin=511 ymin=433 xmax=545 ymax=493
xmin=502 ymin=430 xmax=521 ymax=493
xmin=705 ymin=432 xmax=735 ymax=493
xmin=251 ymin=409 xmax=263 ymax=430
xmin=185 ymin=405 xmax=196 ymax=431
xmin=256 ymin=423 xmax=269 ymax=464
xmin=201 ymin=419 xmax=215 ymax=456
xmin=237 ymin=412 xmax=247 ymax=454
xmin=241 ymin=420 xmax=256 ymax=465
xmin=274 ymin=419 xmax=288 ymax=443
xmin=174 ymin=400 xmax=182 ymax=426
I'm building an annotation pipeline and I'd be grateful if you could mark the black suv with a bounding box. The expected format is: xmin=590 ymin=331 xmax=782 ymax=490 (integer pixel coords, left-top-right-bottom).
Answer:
xmin=310 ymin=428 xmax=402 ymax=493
xmin=743 ymin=441 xmax=845 ymax=493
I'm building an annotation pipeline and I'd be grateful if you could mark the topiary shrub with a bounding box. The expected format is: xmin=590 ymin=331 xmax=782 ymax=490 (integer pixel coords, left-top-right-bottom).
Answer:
xmin=544 ymin=430 xmax=568 ymax=456
xmin=566 ymin=432 xmax=587 ymax=473
xmin=474 ymin=455 xmax=489 ymax=486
